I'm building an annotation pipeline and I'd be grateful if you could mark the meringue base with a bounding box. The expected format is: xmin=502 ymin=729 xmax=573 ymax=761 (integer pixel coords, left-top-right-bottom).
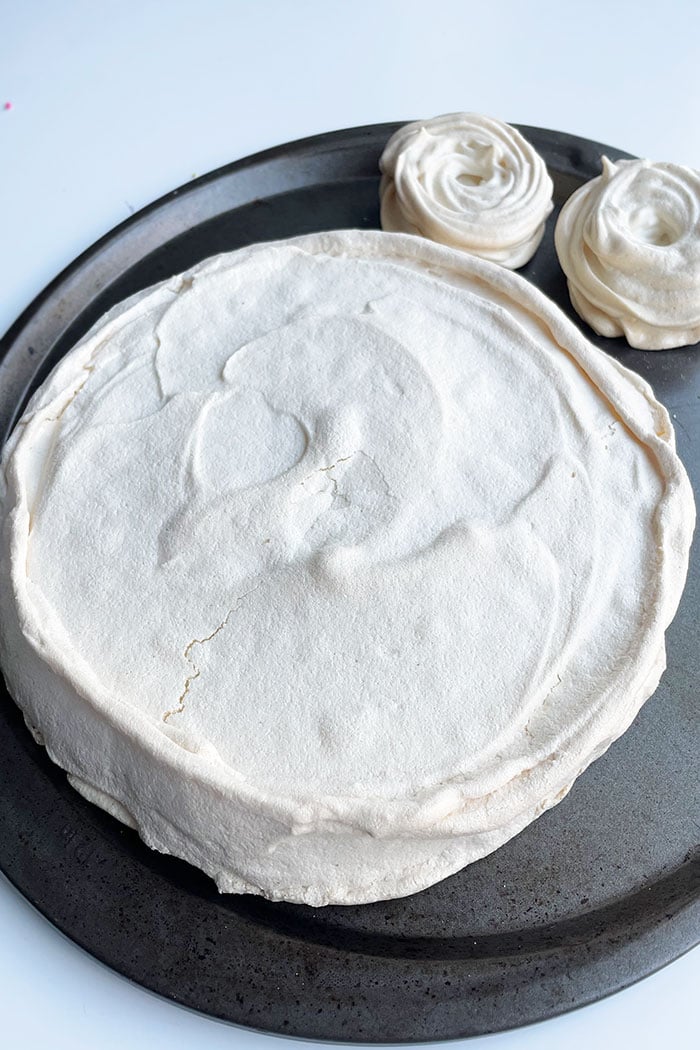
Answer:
xmin=0 ymin=231 xmax=693 ymax=905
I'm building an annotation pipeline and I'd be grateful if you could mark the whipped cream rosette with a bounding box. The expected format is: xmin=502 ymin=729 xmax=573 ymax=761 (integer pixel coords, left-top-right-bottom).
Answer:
xmin=555 ymin=157 xmax=700 ymax=350
xmin=0 ymin=231 xmax=694 ymax=906
xmin=379 ymin=113 xmax=554 ymax=268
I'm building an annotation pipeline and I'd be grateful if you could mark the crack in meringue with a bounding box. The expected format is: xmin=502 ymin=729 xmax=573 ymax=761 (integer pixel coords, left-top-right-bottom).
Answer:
xmin=163 ymin=583 xmax=262 ymax=724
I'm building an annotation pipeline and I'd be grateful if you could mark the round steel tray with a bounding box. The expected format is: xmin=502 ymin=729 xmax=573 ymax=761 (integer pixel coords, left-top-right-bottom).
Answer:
xmin=0 ymin=124 xmax=698 ymax=1042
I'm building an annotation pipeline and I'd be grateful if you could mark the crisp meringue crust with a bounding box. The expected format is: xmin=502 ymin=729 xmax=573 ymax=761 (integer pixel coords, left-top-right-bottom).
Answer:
xmin=0 ymin=231 xmax=694 ymax=906
xmin=555 ymin=157 xmax=700 ymax=349
xmin=379 ymin=113 xmax=554 ymax=268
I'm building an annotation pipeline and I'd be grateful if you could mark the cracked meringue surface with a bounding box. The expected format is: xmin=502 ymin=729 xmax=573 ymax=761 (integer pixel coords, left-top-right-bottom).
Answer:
xmin=379 ymin=113 xmax=554 ymax=268
xmin=555 ymin=157 xmax=700 ymax=349
xmin=0 ymin=230 xmax=694 ymax=905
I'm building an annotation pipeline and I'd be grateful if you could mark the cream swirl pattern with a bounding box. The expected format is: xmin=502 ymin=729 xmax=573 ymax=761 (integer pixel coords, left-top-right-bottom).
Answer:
xmin=555 ymin=157 xmax=700 ymax=349
xmin=379 ymin=113 xmax=554 ymax=268
xmin=0 ymin=231 xmax=694 ymax=906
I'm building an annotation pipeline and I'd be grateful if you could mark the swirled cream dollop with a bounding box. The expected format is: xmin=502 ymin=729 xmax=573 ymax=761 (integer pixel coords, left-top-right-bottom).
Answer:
xmin=379 ymin=113 xmax=554 ymax=268
xmin=0 ymin=231 xmax=694 ymax=906
xmin=555 ymin=157 xmax=700 ymax=349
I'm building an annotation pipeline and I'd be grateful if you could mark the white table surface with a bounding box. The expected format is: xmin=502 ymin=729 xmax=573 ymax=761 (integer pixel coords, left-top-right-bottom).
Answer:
xmin=1 ymin=2 xmax=698 ymax=1047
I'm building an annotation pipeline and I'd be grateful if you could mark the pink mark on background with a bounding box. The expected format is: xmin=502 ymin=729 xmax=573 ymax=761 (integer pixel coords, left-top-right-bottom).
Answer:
xmin=3 ymin=102 xmax=12 ymax=111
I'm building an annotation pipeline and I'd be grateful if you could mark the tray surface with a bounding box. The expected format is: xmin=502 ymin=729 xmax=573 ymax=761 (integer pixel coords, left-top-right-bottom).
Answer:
xmin=0 ymin=123 xmax=698 ymax=1042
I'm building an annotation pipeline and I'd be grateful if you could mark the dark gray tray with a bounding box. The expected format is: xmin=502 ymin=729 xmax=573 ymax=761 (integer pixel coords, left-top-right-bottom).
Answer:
xmin=0 ymin=124 xmax=698 ymax=1042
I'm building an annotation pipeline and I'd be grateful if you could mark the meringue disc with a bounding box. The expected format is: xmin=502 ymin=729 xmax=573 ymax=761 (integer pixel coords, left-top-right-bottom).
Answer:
xmin=555 ymin=157 xmax=700 ymax=349
xmin=0 ymin=230 xmax=694 ymax=906
xmin=379 ymin=113 xmax=554 ymax=268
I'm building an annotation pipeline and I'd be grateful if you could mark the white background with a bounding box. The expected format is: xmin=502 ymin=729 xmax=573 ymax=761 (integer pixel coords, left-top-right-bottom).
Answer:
xmin=0 ymin=2 xmax=698 ymax=1047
